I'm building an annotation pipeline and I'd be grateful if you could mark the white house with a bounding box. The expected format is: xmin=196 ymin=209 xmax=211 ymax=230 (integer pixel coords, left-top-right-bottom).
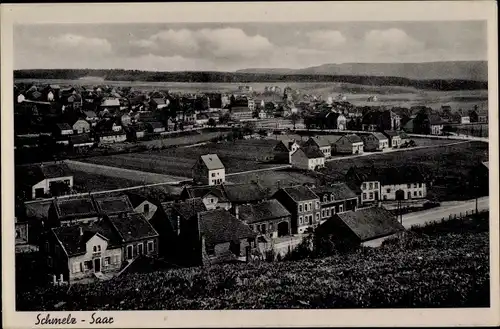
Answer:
xmin=362 ymin=133 xmax=389 ymax=152
xmin=192 ymin=154 xmax=226 ymax=186
xmin=181 ymin=186 xmax=231 ymax=210
xmin=290 ymin=147 xmax=326 ymax=171
xmin=333 ymin=134 xmax=364 ymax=155
xmin=99 ymin=131 xmax=127 ymax=144
xmin=21 ymin=163 xmax=74 ymax=199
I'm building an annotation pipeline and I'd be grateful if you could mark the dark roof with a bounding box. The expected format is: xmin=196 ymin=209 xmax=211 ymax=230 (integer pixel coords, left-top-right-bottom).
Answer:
xmin=281 ymin=185 xmax=319 ymax=201
xmin=339 ymin=134 xmax=363 ymax=144
xmin=368 ymin=132 xmax=388 ymax=141
xmin=238 ymin=199 xmax=291 ymax=224
xmin=69 ymin=133 xmax=92 ymax=144
xmin=198 ymin=154 xmax=225 ymax=170
xmin=108 ymin=212 xmax=159 ymax=243
xmin=429 ymin=114 xmax=445 ymax=125
xmin=377 ymin=166 xmax=425 ymax=185
xmin=198 ymin=209 xmax=256 ymax=245
xmin=222 ymin=182 xmax=270 ymax=203
xmin=151 ymin=98 xmax=168 ymax=105
xmin=166 ymin=198 xmax=207 ymax=221
xmin=56 ymin=123 xmax=73 ymax=131
xmin=53 ymin=196 xmax=99 ymax=220
xmin=312 ymin=183 xmax=357 ymax=200
xmin=333 ymin=207 xmax=405 ymax=242
xmin=92 ymin=194 xmax=134 ymax=215
xmin=17 ymin=163 xmax=73 ymax=186
xmin=146 ymin=121 xmax=165 ymax=129
xmin=299 ymin=147 xmax=325 ymax=159
xmin=183 ymin=185 xmax=227 ymax=201
xmin=25 ymin=199 xmax=53 ymax=220
xmin=382 ymin=130 xmax=400 ymax=137
xmin=52 ymin=219 xmax=121 ymax=257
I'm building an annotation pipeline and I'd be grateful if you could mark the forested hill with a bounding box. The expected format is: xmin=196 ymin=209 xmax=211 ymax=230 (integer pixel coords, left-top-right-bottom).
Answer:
xmin=14 ymin=69 xmax=488 ymax=91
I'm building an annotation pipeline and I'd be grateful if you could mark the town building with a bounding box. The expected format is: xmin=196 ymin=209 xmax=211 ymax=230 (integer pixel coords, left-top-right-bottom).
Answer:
xmin=145 ymin=121 xmax=166 ymax=134
xmin=43 ymin=212 xmax=159 ymax=284
xmin=345 ymin=167 xmax=381 ymax=205
xmin=452 ymin=110 xmax=471 ymax=124
xmin=222 ymin=182 xmax=271 ymax=212
xmin=382 ymin=130 xmax=402 ymax=148
xmin=290 ymin=147 xmax=326 ymax=171
xmin=333 ymin=134 xmax=364 ymax=155
xmin=303 ymin=137 xmax=334 ymax=158
xmin=361 ymin=132 xmax=389 ymax=152
xmin=311 ymin=183 xmax=358 ymax=223
xmin=180 ymin=185 xmax=231 ymax=210
xmin=69 ymin=133 xmax=94 ymax=150
xmin=98 ymin=131 xmax=127 ymax=144
xmin=192 ymin=154 xmax=225 ymax=186
xmin=16 ymin=163 xmax=74 ymax=199
xmin=72 ymin=119 xmax=91 ymax=134
xmin=54 ymin=123 xmax=74 ymax=137
xmin=238 ymin=199 xmax=292 ymax=238
xmin=316 ymin=207 xmax=405 ymax=246
xmin=361 ymin=109 xmax=401 ymax=131
xmin=273 ymin=139 xmax=301 ymax=164
xmin=125 ymin=191 xmax=159 ymax=221
xmin=46 ymin=195 xmax=100 ymax=228
xmin=273 ymin=185 xmax=321 ymax=234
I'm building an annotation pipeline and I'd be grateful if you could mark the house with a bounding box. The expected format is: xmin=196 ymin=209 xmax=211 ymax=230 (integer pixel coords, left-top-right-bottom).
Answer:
xmin=382 ymin=130 xmax=402 ymax=148
xmin=145 ymin=121 xmax=166 ymax=134
xmin=477 ymin=109 xmax=488 ymax=123
xmin=412 ymin=111 xmax=444 ymax=135
xmin=312 ymin=183 xmax=358 ymax=223
xmin=361 ymin=133 xmax=389 ymax=151
xmin=192 ymin=154 xmax=226 ymax=186
xmin=273 ymin=139 xmax=300 ymax=164
xmin=345 ymin=167 xmax=381 ymax=205
xmin=378 ymin=166 xmax=427 ymax=201
xmin=452 ymin=110 xmax=471 ymax=124
xmin=100 ymin=98 xmax=121 ymax=113
xmin=195 ymin=113 xmax=209 ymax=126
xmin=303 ymin=137 xmax=334 ymax=158
xmin=238 ymin=199 xmax=292 ymax=238
xmin=428 ymin=115 xmax=444 ymax=135
xmin=72 ymin=119 xmax=91 ymax=134
xmin=120 ymin=113 xmax=132 ymax=127
xmin=125 ymin=191 xmax=160 ymax=221
xmin=180 ymin=185 xmax=231 ymax=210
xmin=333 ymin=134 xmax=364 ymax=155
xmin=125 ymin=123 xmax=148 ymax=141
xmin=316 ymin=207 xmax=405 ymax=246
xmin=258 ymin=109 xmax=268 ymax=119
xmin=17 ymin=163 xmax=74 ymax=199
xmin=98 ymin=131 xmax=127 ymax=144
xmin=273 ymin=185 xmax=321 ymax=234
xmin=83 ymin=110 xmax=98 ymax=126
xmin=290 ymin=147 xmax=326 ymax=171
xmin=231 ymin=106 xmax=254 ymax=121
xmin=182 ymin=209 xmax=257 ymax=266
xmin=361 ymin=109 xmax=400 ymax=131
xmin=222 ymin=182 xmax=271 ymax=212
xmin=149 ymin=98 xmax=169 ymax=110
xmin=46 ymin=196 xmax=100 ymax=228
xmin=43 ymin=212 xmax=159 ymax=284
xmin=69 ymin=133 xmax=94 ymax=150
xmin=54 ymin=123 xmax=74 ymax=137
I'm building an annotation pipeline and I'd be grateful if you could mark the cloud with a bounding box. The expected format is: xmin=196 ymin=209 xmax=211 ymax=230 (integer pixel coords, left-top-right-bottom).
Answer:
xmin=305 ymin=30 xmax=346 ymax=50
xmin=363 ymin=28 xmax=423 ymax=53
xmin=129 ymin=27 xmax=274 ymax=59
xmin=46 ymin=34 xmax=112 ymax=54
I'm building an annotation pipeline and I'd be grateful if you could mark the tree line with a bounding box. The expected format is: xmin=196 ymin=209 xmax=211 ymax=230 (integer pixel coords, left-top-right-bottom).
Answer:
xmin=14 ymin=69 xmax=487 ymax=91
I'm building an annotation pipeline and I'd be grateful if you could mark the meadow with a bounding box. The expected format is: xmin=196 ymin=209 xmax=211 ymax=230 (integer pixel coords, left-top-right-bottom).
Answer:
xmin=16 ymin=213 xmax=489 ymax=310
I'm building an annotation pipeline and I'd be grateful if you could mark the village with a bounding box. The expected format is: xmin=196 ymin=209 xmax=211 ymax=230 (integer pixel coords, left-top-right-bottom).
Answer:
xmin=13 ymin=81 xmax=489 ymax=290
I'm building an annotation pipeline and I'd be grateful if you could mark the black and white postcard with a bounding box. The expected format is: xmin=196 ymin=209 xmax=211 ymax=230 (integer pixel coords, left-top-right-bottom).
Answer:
xmin=1 ymin=1 xmax=498 ymax=328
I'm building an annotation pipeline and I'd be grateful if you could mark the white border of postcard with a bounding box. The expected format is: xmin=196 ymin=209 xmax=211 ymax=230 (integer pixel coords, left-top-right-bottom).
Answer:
xmin=2 ymin=1 xmax=499 ymax=328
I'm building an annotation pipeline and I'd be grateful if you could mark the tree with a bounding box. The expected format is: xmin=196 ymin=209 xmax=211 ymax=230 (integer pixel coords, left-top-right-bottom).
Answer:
xmin=219 ymin=113 xmax=231 ymax=125
xmin=207 ymin=118 xmax=217 ymax=128
xmin=290 ymin=113 xmax=300 ymax=130
xmin=243 ymin=121 xmax=256 ymax=135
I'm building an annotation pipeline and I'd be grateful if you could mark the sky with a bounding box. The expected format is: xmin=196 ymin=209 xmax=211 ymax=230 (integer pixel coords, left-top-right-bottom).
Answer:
xmin=14 ymin=21 xmax=487 ymax=72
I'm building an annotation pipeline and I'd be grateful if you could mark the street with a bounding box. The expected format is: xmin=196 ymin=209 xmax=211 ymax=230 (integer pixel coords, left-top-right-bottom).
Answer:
xmin=362 ymin=196 xmax=489 ymax=247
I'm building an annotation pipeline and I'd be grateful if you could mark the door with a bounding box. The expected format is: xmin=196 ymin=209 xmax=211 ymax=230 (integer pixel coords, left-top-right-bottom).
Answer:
xmin=93 ymin=258 xmax=101 ymax=273
xmin=138 ymin=243 xmax=144 ymax=255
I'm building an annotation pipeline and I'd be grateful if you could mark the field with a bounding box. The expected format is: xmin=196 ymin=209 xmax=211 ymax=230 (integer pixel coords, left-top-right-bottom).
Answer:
xmin=15 ymin=78 xmax=487 ymax=112
xmin=16 ymin=213 xmax=489 ymax=310
xmin=82 ymin=139 xmax=281 ymax=177
xmin=228 ymin=168 xmax=318 ymax=193
xmin=450 ymin=123 xmax=489 ymax=138
xmin=321 ymin=141 xmax=489 ymax=201
xmin=71 ymin=170 xmax=141 ymax=193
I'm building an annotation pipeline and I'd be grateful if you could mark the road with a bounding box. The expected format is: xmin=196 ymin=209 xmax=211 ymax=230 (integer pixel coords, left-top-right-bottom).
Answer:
xmin=362 ymin=196 xmax=489 ymax=247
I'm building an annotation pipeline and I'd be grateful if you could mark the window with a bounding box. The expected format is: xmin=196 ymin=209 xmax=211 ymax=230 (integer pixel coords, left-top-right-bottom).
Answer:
xmin=304 ymin=203 xmax=308 ymax=212
xmin=127 ymin=245 xmax=133 ymax=260
xmin=138 ymin=243 xmax=144 ymax=255
xmin=326 ymin=208 xmax=330 ymax=217
xmin=144 ymin=204 xmax=150 ymax=213
xmin=323 ymin=195 xmax=327 ymax=202
xmin=414 ymin=183 xmax=418 ymax=188
xmin=414 ymin=191 xmax=417 ymax=197
xmin=299 ymin=204 xmax=303 ymax=212
xmin=210 ymin=198 xmax=214 ymax=204
xmin=93 ymin=246 xmax=97 ymax=253
xmin=309 ymin=202 xmax=312 ymax=211
xmin=64 ymin=180 xmax=70 ymax=185
xmin=363 ymin=193 xmax=367 ymax=200
xmin=315 ymin=201 xmax=320 ymax=209
xmin=104 ymin=257 xmax=110 ymax=266
xmin=407 ymin=184 xmax=411 ymax=188
xmin=269 ymin=223 xmax=273 ymax=231
xmin=97 ymin=245 xmax=101 ymax=252
xmin=369 ymin=183 xmax=373 ymax=189
xmin=299 ymin=216 xmax=303 ymax=225
xmin=316 ymin=213 xmax=320 ymax=221
xmin=330 ymin=194 xmax=334 ymax=201
xmin=387 ymin=188 xmax=391 ymax=193
xmin=211 ymin=173 xmax=215 ymax=177
xmin=84 ymin=261 xmax=92 ymax=271
xmin=322 ymin=210 xmax=325 ymax=217
xmin=339 ymin=205 xmax=344 ymax=213
xmin=375 ymin=182 xmax=378 ymax=188
xmin=362 ymin=183 xmax=367 ymax=189
xmin=419 ymin=191 xmax=422 ymax=196
xmin=369 ymin=192 xmax=374 ymax=199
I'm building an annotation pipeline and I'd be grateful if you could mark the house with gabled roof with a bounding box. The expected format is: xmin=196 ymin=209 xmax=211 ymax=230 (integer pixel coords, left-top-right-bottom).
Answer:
xmin=222 ymin=181 xmax=271 ymax=208
xmin=316 ymin=207 xmax=405 ymax=247
xmin=180 ymin=208 xmax=257 ymax=266
xmin=333 ymin=134 xmax=364 ymax=155
xmin=452 ymin=109 xmax=471 ymax=124
xmin=43 ymin=212 xmax=159 ymax=284
xmin=290 ymin=147 xmax=325 ymax=171
xmin=273 ymin=185 xmax=321 ymax=234
xmin=192 ymin=154 xmax=225 ymax=186
xmin=17 ymin=163 xmax=74 ymax=200
xmin=180 ymin=185 xmax=231 ymax=210
xmin=273 ymin=139 xmax=300 ymax=163
xmin=47 ymin=196 xmax=100 ymax=228
xmin=382 ymin=130 xmax=402 ymax=148
xmin=238 ymin=199 xmax=292 ymax=238
xmin=311 ymin=183 xmax=358 ymax=222
xmin=303 ymin=136 xmax=340 ymax=158
xmin=361 ymin=132 xmax=389 ymax=152
xmin=145 ymin=121 xmax=166 ymax=134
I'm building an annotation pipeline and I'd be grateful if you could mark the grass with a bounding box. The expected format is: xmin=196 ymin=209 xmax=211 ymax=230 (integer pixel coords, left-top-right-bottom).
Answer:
xmin=71 ymin=170 xmax=140 ymax=193
xmin=16 ymin=213 xmax=489 ymax=310
xmin=82 ymin=139 xmax=281 ymax=176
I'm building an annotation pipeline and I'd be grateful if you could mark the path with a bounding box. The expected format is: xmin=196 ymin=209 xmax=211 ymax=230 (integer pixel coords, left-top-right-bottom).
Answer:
xmin=362 ymin=196 xmax=489 ymax=247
